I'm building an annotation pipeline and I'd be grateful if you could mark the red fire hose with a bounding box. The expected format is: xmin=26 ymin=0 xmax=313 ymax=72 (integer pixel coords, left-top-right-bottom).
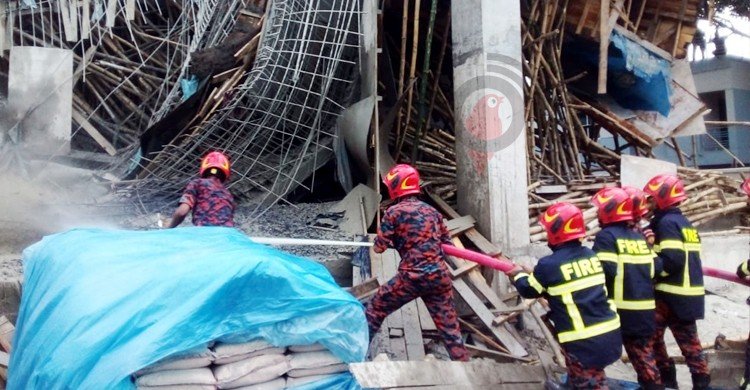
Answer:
xmin=442 ymin=244 xmax=750 ymax=287
xmin=702 ymin=266 xmax=750 ymax=287
xmin=441 ymin=245 xmax=516 ymax=273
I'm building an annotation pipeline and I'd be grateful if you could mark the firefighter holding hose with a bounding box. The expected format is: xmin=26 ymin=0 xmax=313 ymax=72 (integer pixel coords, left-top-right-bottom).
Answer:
xmin=508 ymin=202 xmax=622 ymax=388
xmin=591 ymin=187 xmax=663 ymax=389
xmin=365 ymin=164 xmax=470 ymax=361
xmin=643 ymin=174 xmax=710 ymax=389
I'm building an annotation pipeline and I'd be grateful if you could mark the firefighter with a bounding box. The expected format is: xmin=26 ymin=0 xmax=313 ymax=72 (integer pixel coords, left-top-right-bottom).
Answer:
xmin=643 ymin=174 xmax=710 ymax=389
xmin=622 ymin=186 xmax=655 ymax=247
xmin=365 ymin=164 xmax=470 ymax=361
xmin=739 ymin=177 xmax=750 ymax=390
xmin=591 ymin=187 xmax=663 ymax=389
xmin=167 ymin=151 xmax=236 ymax=228
xmin=508 ymin=202 xmax=622 ymax=389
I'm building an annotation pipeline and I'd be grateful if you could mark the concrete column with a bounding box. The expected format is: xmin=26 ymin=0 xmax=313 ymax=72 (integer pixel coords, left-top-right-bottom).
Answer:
xmin=451 ymin=0 xmax=530 ymax=252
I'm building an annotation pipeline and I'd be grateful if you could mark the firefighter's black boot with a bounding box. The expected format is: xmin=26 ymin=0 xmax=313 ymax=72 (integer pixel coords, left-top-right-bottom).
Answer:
xmin=660 ymin=362 xmax=678 ymax=389
xmin=690 ymin=373 xmax=710 ymax=390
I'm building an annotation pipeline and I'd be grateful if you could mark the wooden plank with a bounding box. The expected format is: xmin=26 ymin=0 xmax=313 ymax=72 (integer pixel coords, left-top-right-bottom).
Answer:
xmin=59 ymin=0 xmax=75 ymax=42
xmin=81 ymin=0 xmax=91 ymax=39
xmin=445 ymin=215 xmax=475 ymax=234
xmin=452 ymin=278 xmax=527 ymax=357
xmin=106 ymin=0 xmax=117 ymax=27
xmin=72 ymin=111 xmax=117 ymax=156
xmin=126 ymin=0 xmax=136 ymax=20
xmin=69 ymin=0 xmax=79 ymax=43
xmin=465 ymin=343 xmax=527 ymax=363
xmin=402 ymin=300 xmax=425 ymax=361
xmin=382 ymin=250 xmax=407 ymax=361
xmin=531 ymin=305 xmax=565 ymax=367
xmin=346 ymin=276 xmax=380 ymax=300
xmin=427 ymin=192 xmax=502 ymax=256
xmin=416 ymin=298 xmax=436 ymax=331
xmin=0 ymin=316 xmax=14 ymax=354
xmin=349 ymin=360 xmax=546 ymax=388
xmin=451 ymin=263 xmax=480 ymax=279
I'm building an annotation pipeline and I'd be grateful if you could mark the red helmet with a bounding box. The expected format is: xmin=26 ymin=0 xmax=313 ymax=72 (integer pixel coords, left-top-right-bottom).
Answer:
xmin=622 ymin=186 xmax=649 ymax=220
xmin=540 ymin=202 xmax=586 ymax=246
xmin=200 ymin=151 xmax=231 ymax=180
xmin=643 ymin=174 xmax=686 ymax=210
xmin=591 ymin=187 xmax=634 ymax=225
xmin=742 ymin=178 xmax=750 ymax=197
xmin=383 ymin=164 xmax=421 ymax=200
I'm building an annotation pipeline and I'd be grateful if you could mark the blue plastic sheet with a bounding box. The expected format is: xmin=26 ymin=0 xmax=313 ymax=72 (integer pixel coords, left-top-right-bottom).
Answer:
xmin=180 ymin=76 xmax=200 ymax=101
xmin=10 ymin=227 xmax=368 ymax=389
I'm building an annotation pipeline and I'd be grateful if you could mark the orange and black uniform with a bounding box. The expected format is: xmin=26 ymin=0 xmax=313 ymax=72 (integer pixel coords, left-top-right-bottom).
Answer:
xmin=738 ymin=259 xmax=750 ymax=390
xmin=512 ymin=241 xmax=622 ymax=389
xmin=365 ymin=196 xmax=469 ymax=361
xmin=650 ymin=207 xmax=709 ymax=387
xmin=593 ymin=222 xmax=663 ymax=388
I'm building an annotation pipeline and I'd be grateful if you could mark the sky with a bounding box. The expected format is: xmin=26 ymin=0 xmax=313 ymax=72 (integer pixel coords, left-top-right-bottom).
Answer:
xmin=689 ymin=11 xmax=750 ymax=60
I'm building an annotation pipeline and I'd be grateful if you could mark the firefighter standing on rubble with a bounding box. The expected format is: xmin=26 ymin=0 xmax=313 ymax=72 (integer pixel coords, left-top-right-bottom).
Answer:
xmin=643 ymin=174 xmax=710 ymax=389
xmin=365 ymin=164 xmax=470 ymax=361
xmin=167 ymin=151 xmax=236 ymax=228
xmin=739 ymin=177 xmax=750 ymax=390
xmin=508 ymin=202 xmax=622 ymax=389
xmin=591 ymin=187 xmax=664 ymax=389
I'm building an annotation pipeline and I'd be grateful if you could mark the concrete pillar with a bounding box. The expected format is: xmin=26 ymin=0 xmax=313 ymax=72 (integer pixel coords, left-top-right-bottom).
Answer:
xmin=451 ymin=0 xmax=530 ymax=252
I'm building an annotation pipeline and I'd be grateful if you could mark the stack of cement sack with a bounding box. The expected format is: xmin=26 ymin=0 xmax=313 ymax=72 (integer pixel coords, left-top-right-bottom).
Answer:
xmin=133 ymin=347 xmax=216 ymax=389
xmin=212 ymin=340 xmax=289 ymax=389
xmin=133 ymin=339 xmax=348 ymax=389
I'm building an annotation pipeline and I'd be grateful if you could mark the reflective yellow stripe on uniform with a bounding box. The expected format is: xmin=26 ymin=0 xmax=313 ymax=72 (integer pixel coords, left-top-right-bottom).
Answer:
xmin=557 ymin=316 xmax=621 ymax=343
xmin=615 ymin=299 xmax=656 ymax=310
xmin=742 ymin=260 xmax=750 ymax=277
xmin=597 ymin=252 xmax=618 ymax=262
xmin=658 ymin=240 xmax=701 ymax=252
xmin=514 ymin=272 xmax=545 ymax=294
xmin=546 ymin=273 xmax=618 ymax=343
xmin=655 ymin=238 xmax=704 ymax=296
xmin=655 ymin=283 xmax=705 ymax=296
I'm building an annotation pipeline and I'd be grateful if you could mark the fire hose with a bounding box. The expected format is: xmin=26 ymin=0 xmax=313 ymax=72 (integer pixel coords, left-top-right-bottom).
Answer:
xmin=441 ymin=244 xmax=750 ymax=286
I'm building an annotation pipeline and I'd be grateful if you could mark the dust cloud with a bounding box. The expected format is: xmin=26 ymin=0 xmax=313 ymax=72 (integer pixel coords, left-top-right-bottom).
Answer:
xmin=0 ymin=160 xmax=119 ymax=255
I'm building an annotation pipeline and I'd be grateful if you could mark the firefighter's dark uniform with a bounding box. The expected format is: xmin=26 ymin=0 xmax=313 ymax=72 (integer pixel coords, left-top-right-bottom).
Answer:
xmin=593 ymin=223 xmax=663 ymax=387
xmin=738 ymin=259 xmax=750 ymax=390
xmin=651 ymin=207 xmax=710 ymax=386
xmin=512 ymin=241 xmax=622 ymax=389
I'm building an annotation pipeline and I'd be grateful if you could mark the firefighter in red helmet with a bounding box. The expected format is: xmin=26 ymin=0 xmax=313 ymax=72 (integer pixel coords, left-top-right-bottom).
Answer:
xmin=365 ymin=164 xmax=470 ymax=361
xmin=643 ymin=174 xmax=710 ymax=389
xmin=167 ymin=151 xmax=236 ymax=228
xmin=508 ymin=202 xmax=622 ymax=388
xmin=591 ymin=187 xmax=663 ymax=389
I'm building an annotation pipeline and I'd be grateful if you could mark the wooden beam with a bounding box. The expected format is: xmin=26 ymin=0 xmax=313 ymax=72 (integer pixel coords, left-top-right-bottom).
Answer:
xmin=72 ymin=111 xmax=117 ymax=156
xmin=0 ymin=316 xmax=14 ymax=354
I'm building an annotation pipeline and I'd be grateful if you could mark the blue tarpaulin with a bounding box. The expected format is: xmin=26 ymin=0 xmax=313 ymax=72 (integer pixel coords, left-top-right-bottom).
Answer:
xmin=9 ymin=227 xmax=368 ymax=389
